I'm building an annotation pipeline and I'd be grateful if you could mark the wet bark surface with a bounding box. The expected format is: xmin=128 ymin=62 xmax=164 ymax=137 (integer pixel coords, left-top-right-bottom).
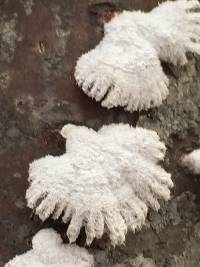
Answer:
xmin=1 ymin=0 xmax=200 ymax=266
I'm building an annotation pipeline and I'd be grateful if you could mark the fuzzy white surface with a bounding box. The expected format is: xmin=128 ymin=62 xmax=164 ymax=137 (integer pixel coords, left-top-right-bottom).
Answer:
xmin=5 ymin=229 xmax=94 ymax=267
xmin=182 ymin=149 xmax=200 ymax=174
xmin=75 ymin=0 xmax=200 ymax=112
xmin=26 ymin=124 xmax=173 ymax=246
xmin=134 ymin=0 xmax=200 ymax=65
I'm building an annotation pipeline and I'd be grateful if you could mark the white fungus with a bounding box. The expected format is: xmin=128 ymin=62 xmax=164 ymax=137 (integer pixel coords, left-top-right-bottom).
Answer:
xmin=26 ymin=123 xmax=173 ymax=246
xmin=182 ymin=149 xmax=200 ymax=174
xmin=5 ymin=228 xmax=94 ymax=267
xmin=75 ymin=0 xmax=200 ymax=112
xmin=134 ymin=0 xmax=200 ymax=65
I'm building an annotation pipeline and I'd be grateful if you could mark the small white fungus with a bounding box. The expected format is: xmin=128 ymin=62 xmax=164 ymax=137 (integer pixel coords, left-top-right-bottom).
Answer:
xmin=182 ymin=149 xmax=200 ymax=174
xmin=26 ymin=123 xmax=173 ymax=246
xmin=5 ymin=228 xmax=94 ymax=267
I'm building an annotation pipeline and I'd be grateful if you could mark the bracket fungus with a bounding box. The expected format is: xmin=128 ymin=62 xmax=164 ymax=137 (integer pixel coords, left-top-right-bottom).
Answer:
xmin=75 ymin=0 xmax=200 ymax=112
xmin=182 ymin=149 xmax=200 ymax=174
xmin=5 ymin=229 xmax=94 ymax=267
xmin=26 ymin=124 xmax=173 ymax=246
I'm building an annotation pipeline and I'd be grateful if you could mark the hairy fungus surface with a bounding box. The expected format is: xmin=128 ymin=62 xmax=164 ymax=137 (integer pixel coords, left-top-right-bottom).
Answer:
xmin=5 ymin=229 xmax=94 ymax=267
xmin=26 ymin=124 xmax=173 ymax=246
xmin=134 ymin=0 xmax=200 ymax=65
xmin=182 ymin=149 xmax=200 ymax=174
xmin=75 ymin=0 xmax=200 ymax=112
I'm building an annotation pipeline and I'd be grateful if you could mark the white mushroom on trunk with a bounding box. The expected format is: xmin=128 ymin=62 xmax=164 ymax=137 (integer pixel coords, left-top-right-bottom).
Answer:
xmin=26 ymin=123 xmax=173 ymax=246
xmin=5 ymin=229 xmax=94 ymax=267
xmin=75 ymin=0 xmax=200 ymax=112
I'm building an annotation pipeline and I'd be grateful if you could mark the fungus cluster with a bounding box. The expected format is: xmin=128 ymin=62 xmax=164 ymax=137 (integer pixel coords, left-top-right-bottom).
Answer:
xmin=6 ymin=0 xmax=200 ymax=266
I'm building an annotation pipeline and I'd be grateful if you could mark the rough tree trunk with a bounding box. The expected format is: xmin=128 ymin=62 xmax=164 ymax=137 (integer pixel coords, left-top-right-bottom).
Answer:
xmin=0 ymin=0 xmax=200 ymax=266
